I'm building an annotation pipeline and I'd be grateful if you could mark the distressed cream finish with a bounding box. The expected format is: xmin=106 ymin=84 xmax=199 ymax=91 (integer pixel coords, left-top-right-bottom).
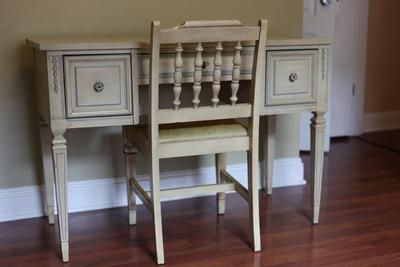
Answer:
xmin=26 ymin=35 xmax=331 ymax=51
xmin=64 ymin=54 xmax=132 ymax=118
xmin=26 ymin=25 xmax=330 ymax=263
xmin=266 ymin=50 xmax=318 ymax=106
xmin=122 ymin=20 xmax=267 ymax=264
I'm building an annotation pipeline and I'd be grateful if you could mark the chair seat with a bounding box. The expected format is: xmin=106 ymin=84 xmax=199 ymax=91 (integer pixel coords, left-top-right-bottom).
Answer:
xmin=136 ymin=119 xmax=248 ymax=144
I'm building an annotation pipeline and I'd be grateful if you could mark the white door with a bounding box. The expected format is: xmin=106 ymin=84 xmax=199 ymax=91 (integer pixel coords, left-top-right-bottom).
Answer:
xmin=300 ymin=0 xmax=368 ymax=150
xmin=329 ymin=0 xmax=369 ymax=136
xmin=300 ymin=0 xmax=338 ymax=151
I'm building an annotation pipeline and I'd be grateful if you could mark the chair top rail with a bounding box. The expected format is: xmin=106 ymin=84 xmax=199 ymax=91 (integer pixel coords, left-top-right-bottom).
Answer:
xmin=160 ymin=26 xmax=260 ymax=44
xmin=178 ymin=20 xmax=243 ymax=28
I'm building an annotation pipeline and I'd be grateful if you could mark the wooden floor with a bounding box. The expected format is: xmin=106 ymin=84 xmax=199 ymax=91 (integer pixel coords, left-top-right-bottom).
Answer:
xmin=1 ymin=138 xmax=400 ymax=267
xmin=358 ymin=129 xmax=400 ymax=153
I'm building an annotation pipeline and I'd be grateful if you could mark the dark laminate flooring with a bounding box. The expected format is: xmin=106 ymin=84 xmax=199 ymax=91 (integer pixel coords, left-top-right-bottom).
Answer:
xmin=0 ymin=137 xmax=399 ymax=266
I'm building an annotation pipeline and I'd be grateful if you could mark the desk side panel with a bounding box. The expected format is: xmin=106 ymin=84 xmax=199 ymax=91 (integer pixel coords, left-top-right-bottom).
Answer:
xmin=34 ymin=50 xmax=51 ymax=124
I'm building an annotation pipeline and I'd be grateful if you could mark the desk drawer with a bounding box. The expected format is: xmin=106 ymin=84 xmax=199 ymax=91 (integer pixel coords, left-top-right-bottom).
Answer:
xmin=64 ymin=54 xmax=132 ymax=118
xmin=266 ymin=50 xmax=318 ymax=106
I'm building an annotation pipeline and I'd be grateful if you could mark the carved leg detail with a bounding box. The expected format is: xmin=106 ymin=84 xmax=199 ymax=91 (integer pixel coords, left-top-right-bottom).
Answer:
xmin=310 ymin=111 xmax=326 ymax=224
xmin=216 ymin=153 xmax=227 ymax=215
xmin=123 ymin=128 xmax=137 ymax=226
xmin=151 ymin=156 xmax=165 ymax=264
xmin=52 ymin=132 xmax=69 ymax=262
xmin=39 ymin=124 xmax=55 ymax=224
xmin=266 ymin=115 xmax=276 ymax=195
xmin=248 ymin=150 xmax=261 ymax=252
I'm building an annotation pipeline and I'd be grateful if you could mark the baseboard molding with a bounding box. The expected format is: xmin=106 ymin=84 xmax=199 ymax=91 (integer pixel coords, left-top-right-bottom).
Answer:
xmin=271 ymin=157 xmax=305 ymax=188
xmin=363 ymin=111 xmax=400 ymax=133
xmin=0 ymin=158 xmax=304 ymax=223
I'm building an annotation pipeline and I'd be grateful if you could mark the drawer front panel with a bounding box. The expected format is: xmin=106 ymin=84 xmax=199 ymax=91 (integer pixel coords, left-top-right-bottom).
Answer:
xmin=266 ymin=50 xmax=318 ymax=106
xmin=64 ymin=55 xmax=132 ymax=118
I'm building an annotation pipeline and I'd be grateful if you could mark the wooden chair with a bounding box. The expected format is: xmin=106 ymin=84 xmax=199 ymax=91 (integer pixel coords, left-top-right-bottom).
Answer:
xmin=123 ymin=19 xmax=267 ymax=264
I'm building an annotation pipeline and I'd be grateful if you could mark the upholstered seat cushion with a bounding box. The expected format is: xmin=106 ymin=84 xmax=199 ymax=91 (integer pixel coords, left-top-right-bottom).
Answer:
xmin=136 ymin=119 xmax=248 ymax=144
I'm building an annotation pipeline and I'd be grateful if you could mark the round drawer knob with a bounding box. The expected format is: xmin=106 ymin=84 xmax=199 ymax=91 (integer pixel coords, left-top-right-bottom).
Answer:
xmin=93 ymin=81 xmax=104 ymax=92
xmin=320 ymin=0 xmax=332 ymax=7
xmin=289 ymin=73 xmax=298 ymax=83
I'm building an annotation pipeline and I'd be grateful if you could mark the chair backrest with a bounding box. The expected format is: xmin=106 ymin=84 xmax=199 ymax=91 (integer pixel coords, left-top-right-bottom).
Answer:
xmin=148 ymin=19 xmax=268 ymax=136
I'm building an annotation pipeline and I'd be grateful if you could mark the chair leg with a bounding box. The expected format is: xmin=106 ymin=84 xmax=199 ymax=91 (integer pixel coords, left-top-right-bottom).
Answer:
xmin=247 ymin=150 xmax=261 ymax=252
xmin=216 ymin=153 xmax=227 ymax=215
xmin=150 ymin=156 xmax=165 ymax=265
xmin=124 ymin=140 xmax=137 ymax=226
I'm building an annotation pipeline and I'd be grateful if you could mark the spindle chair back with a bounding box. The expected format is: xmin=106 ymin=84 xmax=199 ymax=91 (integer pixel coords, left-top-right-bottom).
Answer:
xmin=123 ymin=19 xmax=268 ymax=265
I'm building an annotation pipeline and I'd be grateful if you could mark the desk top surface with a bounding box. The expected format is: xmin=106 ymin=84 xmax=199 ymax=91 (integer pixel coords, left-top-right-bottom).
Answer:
xmin=26 ymin=34 xmax=332 ymax=51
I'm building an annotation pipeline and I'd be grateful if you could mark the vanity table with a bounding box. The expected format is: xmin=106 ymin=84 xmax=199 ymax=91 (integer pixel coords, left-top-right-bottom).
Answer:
xmin=26 ymin=34 xmax=331 ymax=262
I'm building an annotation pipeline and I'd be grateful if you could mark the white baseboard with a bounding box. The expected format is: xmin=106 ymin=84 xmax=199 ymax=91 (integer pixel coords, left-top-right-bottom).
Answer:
xmin=271 ymin=157 xmax=305 ymax=188
xmin=363 ymin=111 xmax=400 ymax=133
xmin=0 ymin=158 xmax=304 ymax=223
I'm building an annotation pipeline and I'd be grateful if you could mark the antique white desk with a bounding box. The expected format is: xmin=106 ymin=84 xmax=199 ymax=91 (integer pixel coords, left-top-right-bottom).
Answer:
xmin=26 ymin=35 xmax=331 ymax=262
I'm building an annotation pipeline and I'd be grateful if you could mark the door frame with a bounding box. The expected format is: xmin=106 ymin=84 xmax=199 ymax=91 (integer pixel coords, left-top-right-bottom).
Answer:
xmin=352 ymin=0 xmax=369 ymax=135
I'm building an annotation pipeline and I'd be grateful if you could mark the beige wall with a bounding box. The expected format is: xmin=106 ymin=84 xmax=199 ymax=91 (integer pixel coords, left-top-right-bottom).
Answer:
xmin=364 ymin=0 xmax=400 ymax=113
xmin=0 ymin=0 xmax=303 ymax=189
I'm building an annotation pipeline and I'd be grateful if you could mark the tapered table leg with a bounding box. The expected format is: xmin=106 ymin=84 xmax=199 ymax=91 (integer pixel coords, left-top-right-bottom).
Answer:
xmin=51 ymin=130 xmax=69 ymax=262
xmin=310 ymin=111 xmax=326 ymax=224
xmin=39 ymin=123 xmax=55 ymax=224
xmin=123 ymin=129 xmax=137 ymax=226
xmin=265 ymin=115 xmax=276 ymax=195
xmin=216 ymin=153 xmax=227 ymax=215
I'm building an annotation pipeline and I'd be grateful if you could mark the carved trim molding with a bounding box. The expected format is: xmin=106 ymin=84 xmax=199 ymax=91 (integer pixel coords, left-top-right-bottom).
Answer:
xmin=50 ymin=56 xmax=60 ymax=94
xmin=321 ymin=48 xmax=328 ymax=80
